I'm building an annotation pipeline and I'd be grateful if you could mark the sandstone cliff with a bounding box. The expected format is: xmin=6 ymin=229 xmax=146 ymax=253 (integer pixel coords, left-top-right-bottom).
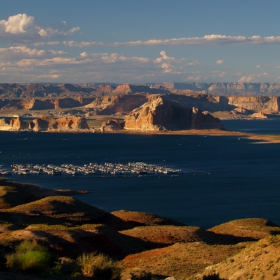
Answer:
xmin=227 ymin=96 xmax=279 ymax=112
xmin=0 ymin=117 xmax=30 ymax=131
xmin=0 ymin=116 xmax=89 ymax=132
xmin=0 ymin=97 xmax=95 ymax=110
xmin=124 ymin=97 xmax=223 ymax=131
xmin=85 ymin=94 xmax=149 ymax=115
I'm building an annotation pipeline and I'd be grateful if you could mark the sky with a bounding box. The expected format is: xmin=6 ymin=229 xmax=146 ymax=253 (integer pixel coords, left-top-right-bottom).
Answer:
xmin=1 ymin=0 xmax=280 ymax=84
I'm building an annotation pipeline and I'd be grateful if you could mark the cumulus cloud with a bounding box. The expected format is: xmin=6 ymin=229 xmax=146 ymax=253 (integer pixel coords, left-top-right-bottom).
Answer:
xmin=0 ymin=48 xmax=203 ymax=83
xmin=238 ymin=73 xmax=268 ymax=83
xmin=216 ymin=60 xmax=224 ymax=65
xmin=185 ymin=75 xmax=201 ymax=81
xmin=0 ymin=49 xmax=161 ymax=82
xmin=63 ymin=34 xmax=280 ymax=48
xmin=153 ymin=51 xmax=192 ymax=74
xmin=0 ymin=14 xmax=34 ymax=34
xmin=0 ymin=13 xmax=80 ymax=42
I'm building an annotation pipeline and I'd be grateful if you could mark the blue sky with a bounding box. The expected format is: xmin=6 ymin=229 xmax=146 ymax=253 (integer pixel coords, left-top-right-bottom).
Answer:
xmin=1 ymin=0 xmax=280 ymax=83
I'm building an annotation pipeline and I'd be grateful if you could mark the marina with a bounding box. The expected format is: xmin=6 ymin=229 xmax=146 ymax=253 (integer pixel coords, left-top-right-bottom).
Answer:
xmin=8 ymin=162 xmax=184 ymax=177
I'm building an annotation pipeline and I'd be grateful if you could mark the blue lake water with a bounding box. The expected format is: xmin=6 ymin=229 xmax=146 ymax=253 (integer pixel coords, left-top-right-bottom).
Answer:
xmin=1 ymin=118 xmax=280 ymax=229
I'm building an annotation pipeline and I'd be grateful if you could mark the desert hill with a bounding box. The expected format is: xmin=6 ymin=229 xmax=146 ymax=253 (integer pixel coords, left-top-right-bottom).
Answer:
xmin=0 ymin=178 xmax=280 ymax=279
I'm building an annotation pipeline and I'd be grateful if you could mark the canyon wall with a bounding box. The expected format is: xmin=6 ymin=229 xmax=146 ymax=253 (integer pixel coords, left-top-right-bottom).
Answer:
xmin=0 ymin=116 xmax=89 ymax=131
xmin=0 ymin=97 xmax=95 ymax=110
xmin=0 ymin=94 xmax=279 ymax=115
xmin=227 ymin=96 xmax=280 ymax=112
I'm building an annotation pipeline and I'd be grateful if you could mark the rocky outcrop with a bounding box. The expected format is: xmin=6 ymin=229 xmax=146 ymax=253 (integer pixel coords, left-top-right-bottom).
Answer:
xmin=101 ymin=119 xmax=123 ymax=132
xmin=0 ymin=97 xmax=95 ymax=110
xmin=124 ymin=97 xmax=223 ymax=131
xmin=32 ymin=116 xmax=89 ymax=131
xmin=0 ymin=117 xmax=29 ymax=131
xmin=250 ymin=112 xmax=268 ymax=119
xmin=85 ymin=95 xmax=149 ymax=115
xmin=0 ymin=117 xmax=89 ymax=132
xmin=227 ymin=96 xmax=279 ymax=113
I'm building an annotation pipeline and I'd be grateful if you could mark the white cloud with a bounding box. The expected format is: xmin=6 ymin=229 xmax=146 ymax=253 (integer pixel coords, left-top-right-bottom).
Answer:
xmin=37 ymin=74 xmax=59 ymax=79
xmin=0 ymin=14 xmax=35 ymax=34
xmin=0 ymin=49 xmax=200 ymax=83
xmin=187 ymin=60 xmax=200 ymax=66
xmin=185 ymin=76 xmax=201 ymax=81
xmin=238 ymin=73 xmax=268 ymax=83
xmin=63 ymin=34 xmax=280 ymax=48
xmin=153 ymin=51 xmax=192 ymax=74
xmin=0 ymin=13 xmax=80 ymax=41
xmin=256 ymin=65 xmax=261 ymax=68
xmin=216 ymin=60 xmax=224 ymax=65
xmin=80 ymin=52 xmax=88 ymax=58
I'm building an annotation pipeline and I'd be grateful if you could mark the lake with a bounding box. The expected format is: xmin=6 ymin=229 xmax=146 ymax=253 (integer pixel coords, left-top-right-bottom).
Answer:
xmin=1 ymin=118 xmax=280 ymax=229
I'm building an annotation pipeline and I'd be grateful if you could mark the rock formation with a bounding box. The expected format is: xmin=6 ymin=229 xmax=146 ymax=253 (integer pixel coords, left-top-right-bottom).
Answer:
xmin=250 ymin=112 xmax=268 ymax=119
xmin=124 ymin=97 xmax=223 ymax=131
xmin=101 ymin=119 xmax=123 ymax=132
xmin=85 ymin=94 xmax=149 ymax=115
xmin=0 ymin=97 xmax=95 ymax=110
xmin=227 ymin=96 xmax=279 ymax=113
xmin=0 ymin=116 xmax=89 ymax=132
xmin=0 ymin=117 xmax=29 ymax=131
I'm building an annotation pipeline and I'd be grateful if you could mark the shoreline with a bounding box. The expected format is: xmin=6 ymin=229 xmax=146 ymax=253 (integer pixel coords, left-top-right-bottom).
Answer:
xmin=102 ymin=129 xmax=280 ymax=144
xmin=0 ymin=127 xmax=280 ymax=144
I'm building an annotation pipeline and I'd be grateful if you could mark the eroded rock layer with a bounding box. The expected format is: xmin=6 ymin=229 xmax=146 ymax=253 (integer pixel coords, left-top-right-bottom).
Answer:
xmin=0 ymin=116 xmax=89 ymax=131
xmin=124 ymin=97 xmax=223 ymax=131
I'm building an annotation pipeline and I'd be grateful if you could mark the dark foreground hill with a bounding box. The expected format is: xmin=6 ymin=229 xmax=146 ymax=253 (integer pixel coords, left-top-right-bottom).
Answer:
xmin=1 ymin=178 xmax=280 ymax=279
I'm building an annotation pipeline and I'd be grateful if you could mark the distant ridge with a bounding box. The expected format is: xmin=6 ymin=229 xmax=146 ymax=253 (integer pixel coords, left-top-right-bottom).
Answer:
xmin=2 ymin=82 xmax=280 ymax=98
xmin=152 ymin=82 xmax=280 ymax=95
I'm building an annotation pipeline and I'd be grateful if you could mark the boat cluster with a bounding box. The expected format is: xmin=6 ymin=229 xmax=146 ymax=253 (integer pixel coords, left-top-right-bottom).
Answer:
xmin=9 ymin=162 xmax=184 ymax=176
xmin=0 ymin=169 xmax=12 ymax=176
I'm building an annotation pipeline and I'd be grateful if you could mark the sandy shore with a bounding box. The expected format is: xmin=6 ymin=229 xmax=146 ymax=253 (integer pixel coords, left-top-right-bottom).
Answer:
xmin=104 ymin=128 xmax=280 ymax=144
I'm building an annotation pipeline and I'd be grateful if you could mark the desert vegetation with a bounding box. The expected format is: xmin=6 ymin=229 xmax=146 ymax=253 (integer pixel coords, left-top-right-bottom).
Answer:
xmin=1 ymin=178 xmax=280 ymax=279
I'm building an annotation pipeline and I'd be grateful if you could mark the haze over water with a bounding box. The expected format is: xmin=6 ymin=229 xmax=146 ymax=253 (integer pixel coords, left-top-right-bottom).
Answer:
xmin=1 ymin=119 xmax=280 ymax=229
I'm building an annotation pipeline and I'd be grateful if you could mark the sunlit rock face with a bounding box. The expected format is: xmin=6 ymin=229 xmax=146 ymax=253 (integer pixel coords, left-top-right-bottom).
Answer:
xmin=124 ymin=97 xmax=223 ymax=131
xmin=0 ymin=116 xmax=89 ymax=132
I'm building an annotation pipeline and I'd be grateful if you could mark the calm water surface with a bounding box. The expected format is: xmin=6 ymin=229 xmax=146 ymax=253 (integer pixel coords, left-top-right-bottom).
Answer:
xmin=1 ymin=119 xmax=280 ymax=229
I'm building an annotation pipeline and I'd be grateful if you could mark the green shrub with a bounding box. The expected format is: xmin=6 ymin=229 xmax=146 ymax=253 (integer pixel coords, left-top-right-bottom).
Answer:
xmin=5 ymin=240 xmax=53 ymax=274
xmin=20 ymin=250 xmax=52 ymax=272
xmin=77 ymin=252 xmax=121 ymax=280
